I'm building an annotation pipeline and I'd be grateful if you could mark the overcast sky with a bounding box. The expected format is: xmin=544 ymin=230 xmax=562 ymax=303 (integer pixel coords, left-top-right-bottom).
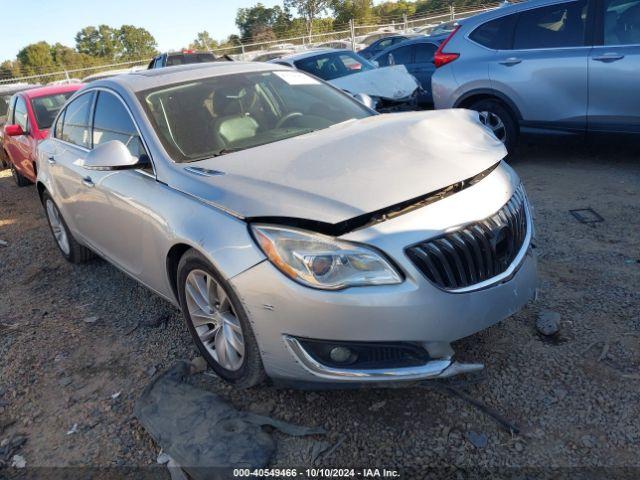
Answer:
xmin=2 ymin=0 xmax=285 ymax=62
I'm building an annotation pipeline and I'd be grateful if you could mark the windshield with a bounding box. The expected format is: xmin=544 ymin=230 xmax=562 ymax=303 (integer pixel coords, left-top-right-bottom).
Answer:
xmin=294 ymin=51 xmax=375 ymax=81
xmin=30 ymin=92 xmax=74 ymax=130
xmin=140 ymin=70 xmax=372 ymax=163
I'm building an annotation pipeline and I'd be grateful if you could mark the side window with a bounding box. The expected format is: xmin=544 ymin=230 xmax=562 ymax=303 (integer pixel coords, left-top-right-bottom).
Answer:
xmin=14 ymin=97 xmax=28 ymax=131
xmin=414 ymin=43 xmax=438 ymax=63
xmin=604 ymin=0 xmax=640 ymax=45
xmin=376 ymin=54 xmax=390 ymax=67
xmin=92 ymin=91 xmax=146 ymax=159
xmin=376 ymin=38 xmax=395 ymax=51
xmin=470 ymin=14 xmax=518 ymax=49
xmin=53 ymin=110 xmax=65 ymax=139
xmin=60 ymin=92 xmax=93 ymax=148
xmin=388 ymin=45 xmax=414 ymax=65
xmin=513 ymin=0 xmax=588 ymax=49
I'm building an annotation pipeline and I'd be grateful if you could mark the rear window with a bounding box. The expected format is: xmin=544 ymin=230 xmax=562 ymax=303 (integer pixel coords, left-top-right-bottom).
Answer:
xmin=294 ymin=52 xmax=375 ymax=81
xmin=166 ymin=53 xmax=217 ymax=67
xmin=389 ymin=45 xmax=414 ymax=65
xmin=30 ymin=92 xmax=74 ymax=130
xmin=512 ymin=0 xmax=588 ymax=49
xmin=414 ymin=43 xmax=438 ymax=63
xmin=470 ymin=15 xmax=518 ymax=49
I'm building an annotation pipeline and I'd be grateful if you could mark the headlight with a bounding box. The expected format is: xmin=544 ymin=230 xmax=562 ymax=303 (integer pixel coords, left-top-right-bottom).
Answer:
xmin=250 ymin=224 xmax=402 ymax=290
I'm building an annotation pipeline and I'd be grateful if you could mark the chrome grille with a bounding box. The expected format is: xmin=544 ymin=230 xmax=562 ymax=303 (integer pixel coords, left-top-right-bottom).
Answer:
xmin=406 ymin=186 xmax=529 ymax=290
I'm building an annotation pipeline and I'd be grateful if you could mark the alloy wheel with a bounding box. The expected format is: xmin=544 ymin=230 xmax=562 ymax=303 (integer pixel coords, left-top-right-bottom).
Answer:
xmin=478 ymin=111 xmax=507 ymax=143
xmin=45 ymin=199 xmax=71 ymax=255
xmin=185 ymin=269 xmax=245 ymax=371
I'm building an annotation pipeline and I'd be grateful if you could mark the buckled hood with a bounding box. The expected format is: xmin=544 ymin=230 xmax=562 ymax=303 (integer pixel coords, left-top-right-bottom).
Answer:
xmin=168 ymin=109 xmax=507 ymax=226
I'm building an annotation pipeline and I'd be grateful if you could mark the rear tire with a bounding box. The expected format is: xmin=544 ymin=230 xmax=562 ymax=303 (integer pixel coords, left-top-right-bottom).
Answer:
xmin=469 ymin=98 xmax=518 ymax=154
xmin=177 ymin=249 xmax=266 ymax=388
xmin=42 ymin=191 xmax=94 ymax=263
xmin=10 ymin=162 xmax=31 ymax=187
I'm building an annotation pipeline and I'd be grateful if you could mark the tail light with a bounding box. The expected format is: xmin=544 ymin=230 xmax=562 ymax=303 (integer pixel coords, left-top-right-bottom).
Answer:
xmin=434 ymin=26 xmax=460 ymax=68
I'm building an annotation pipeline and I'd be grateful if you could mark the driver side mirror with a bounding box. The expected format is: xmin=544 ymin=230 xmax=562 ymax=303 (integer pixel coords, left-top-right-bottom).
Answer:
xmin=83 ymin=140 xmax=148 ymax=170
xmin=353 ymin=93 xmax=375 ymax=110
xmin=5 ymin=124 xmax=25 ymax=137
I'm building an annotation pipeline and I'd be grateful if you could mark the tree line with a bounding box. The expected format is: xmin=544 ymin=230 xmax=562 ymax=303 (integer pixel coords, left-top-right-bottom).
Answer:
xmin=233 ymin=0 xmax=486 ymax=43
xmin=0 ymin=25 xmax=159 ymax=80
xmin=1 ymin=0 xmax=487 ymax=81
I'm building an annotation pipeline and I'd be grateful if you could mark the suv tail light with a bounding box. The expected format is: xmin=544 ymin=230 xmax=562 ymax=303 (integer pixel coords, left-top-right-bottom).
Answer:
xmin=434 ymin=26 xmax=460 ymax=68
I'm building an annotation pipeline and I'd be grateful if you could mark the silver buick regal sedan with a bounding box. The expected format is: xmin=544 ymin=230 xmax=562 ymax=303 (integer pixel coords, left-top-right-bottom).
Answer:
xmin=36 ymin=62 xmax=537 ymax=388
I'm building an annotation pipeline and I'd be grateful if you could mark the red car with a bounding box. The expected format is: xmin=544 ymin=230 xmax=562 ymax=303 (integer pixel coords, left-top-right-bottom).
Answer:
xmin=3 ymin=83 xmax=82 ymax=186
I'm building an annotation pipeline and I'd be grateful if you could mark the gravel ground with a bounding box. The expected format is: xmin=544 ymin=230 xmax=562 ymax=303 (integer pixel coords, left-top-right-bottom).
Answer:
xmin=0 ymin=143 xmax=639 ymax=475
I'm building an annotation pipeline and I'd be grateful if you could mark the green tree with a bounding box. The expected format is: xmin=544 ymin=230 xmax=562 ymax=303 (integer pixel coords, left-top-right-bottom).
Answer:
xmin=189 ymin=31 xmax=219 ymax=51
xmin=236 ymin=3 xmax=291 ymax=41
xmin=283 ymin=0 xmax=331 ymax=35
xmin=17 ymin=42 xmax=55 ymax=75
xmin=50 ymin=43 xmax=96 ymax=69
xmin=0 ymin=60 xmax=21 ymax=80
xmin=118 ymin=25 xmax=158 ymax=59
xmin=331 ymin=0 xmax=375 ymax=25
xmin=75 ymin=25 xmax=122 ymax=59
xmin=414 ymin=0 xmax=450 ymax=15
xmin=373 ymin=0 xmax=417 ymax=19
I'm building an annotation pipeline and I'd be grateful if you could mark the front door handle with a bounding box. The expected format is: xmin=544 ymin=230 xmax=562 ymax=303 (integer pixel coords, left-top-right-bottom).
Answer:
xmin=47 ymin=155 xmax=56 ymax=165
xmin=82 ymin=176 xmax=95 ymax=188
xmin=593 ymin=53 xmax=624 ymax=62
xmin=499 ymin=57 xmax=522 ymax=66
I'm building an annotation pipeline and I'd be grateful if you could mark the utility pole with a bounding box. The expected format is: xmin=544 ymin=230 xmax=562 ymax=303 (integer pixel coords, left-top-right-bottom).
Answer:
xmin=403 ymin=13 xmax=408 ymax=32
xmin=450 ymin=3 xmax=455 ymax=21
xmin=349 ymin=19 xmax=356 ymax=51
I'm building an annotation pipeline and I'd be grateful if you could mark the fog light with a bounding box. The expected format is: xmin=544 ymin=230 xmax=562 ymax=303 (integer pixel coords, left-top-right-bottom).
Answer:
xmin=329 ymin=346 xmax=355 ymax=364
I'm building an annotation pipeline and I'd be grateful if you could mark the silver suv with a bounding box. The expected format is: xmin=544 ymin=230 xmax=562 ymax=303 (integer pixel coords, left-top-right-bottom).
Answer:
xmin=432 ymin=0 xmax=640 ymax=151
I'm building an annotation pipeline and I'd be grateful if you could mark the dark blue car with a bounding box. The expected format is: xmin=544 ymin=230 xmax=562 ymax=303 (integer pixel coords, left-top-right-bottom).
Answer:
xmin=358 ymin=34 xmax=420 ymax=60
xmin=371 ymin=37 xmax=443 ymax=106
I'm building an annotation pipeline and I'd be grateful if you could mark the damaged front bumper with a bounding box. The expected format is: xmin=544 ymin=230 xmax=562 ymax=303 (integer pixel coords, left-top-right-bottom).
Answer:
xmin=372 ymin=91 xmax=421 ymax=113
xmin=285 ymin=335 xmax=484 ymax=383
xmin=230 ymin=163 xmax=538 ymax=387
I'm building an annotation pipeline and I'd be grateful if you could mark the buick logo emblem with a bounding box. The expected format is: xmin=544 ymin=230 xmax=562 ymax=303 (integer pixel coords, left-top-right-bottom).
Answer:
xmin=491 ymin=224 xmax=512 ymax=263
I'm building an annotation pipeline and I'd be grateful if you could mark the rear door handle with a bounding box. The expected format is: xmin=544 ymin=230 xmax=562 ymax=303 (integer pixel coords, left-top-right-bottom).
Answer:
xmin=47 ymin=155 xmax=56 ymax=165
xmin=499 ymin=57 xmax=522 ymax=66
xmin=82 ymin=176 xmax=95 ymax=188
xmin=593 ymin=53 xmax=624 ymax=62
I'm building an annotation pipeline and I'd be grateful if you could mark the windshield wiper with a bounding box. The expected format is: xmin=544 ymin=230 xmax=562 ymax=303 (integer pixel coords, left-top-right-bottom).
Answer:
xmin=211 ymin=147 xmax=244 ymax=157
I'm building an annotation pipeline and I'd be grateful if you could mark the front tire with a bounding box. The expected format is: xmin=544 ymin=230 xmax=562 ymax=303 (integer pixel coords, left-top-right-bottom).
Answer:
xmin=10 ymin=162 xmax=31 ymax=187
xmin=177 ymin=249 xmax=266 ymax=388
xmin=469 ymin=99 xmax=518 ymax=154
xmin=42 ymin=191 xmax=94 ymax=263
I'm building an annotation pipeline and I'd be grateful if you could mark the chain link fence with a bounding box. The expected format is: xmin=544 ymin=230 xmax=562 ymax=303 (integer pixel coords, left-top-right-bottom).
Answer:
xmin=0 ymin=1 xmax=499 ymax=86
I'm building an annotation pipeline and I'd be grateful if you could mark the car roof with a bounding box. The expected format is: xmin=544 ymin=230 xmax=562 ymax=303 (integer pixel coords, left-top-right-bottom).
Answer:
xmin=92 ymin=61 xmax=291 ymax=92
xmin=371 ymin=33 xmax=419 ymax=42
xmin=370 ymin=36 xmax=440 ymax=59
xmin=459 ymin=0 xmax=570 ymax=25
xmin=21 ymin=83 xmax=84 ymax=100
xmin=276 ymin=48 xmax=356 ymax=62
